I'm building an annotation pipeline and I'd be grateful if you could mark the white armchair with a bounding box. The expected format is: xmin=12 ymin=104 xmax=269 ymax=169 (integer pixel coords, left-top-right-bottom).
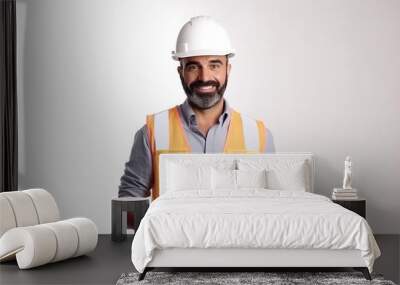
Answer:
xmin=0 ymin=188 xmax=98 ymax=269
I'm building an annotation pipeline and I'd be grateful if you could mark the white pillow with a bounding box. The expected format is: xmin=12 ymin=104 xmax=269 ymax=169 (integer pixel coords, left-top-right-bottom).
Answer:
xmin=236 ymin=169 xmax=267 ymax=189
xmin=211 ymin=168 xmax=237 ymax=190
xmin=167 ymin=162 xmax=212 ymax=191
xmin=266 ymin=162 xmax=307 ymax=191
xmin=237 ymin=159 xmax=309 ymax=191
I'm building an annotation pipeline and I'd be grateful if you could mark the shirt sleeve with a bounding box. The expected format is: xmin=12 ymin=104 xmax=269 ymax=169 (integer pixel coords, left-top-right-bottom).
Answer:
xmin=118 ymin=125 xmax=153 ymax=197
xmin=265 ymin=127 xmax=276 ymax=153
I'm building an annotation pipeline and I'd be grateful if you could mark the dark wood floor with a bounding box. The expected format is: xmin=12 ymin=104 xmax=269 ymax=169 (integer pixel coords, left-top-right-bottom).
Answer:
xmin=0 ymin=235 xmax=398 ymax=285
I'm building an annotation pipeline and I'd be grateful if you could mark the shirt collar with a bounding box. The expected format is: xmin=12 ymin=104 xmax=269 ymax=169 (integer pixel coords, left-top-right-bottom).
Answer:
xmin=179 ymin=98 xmax=231 ymax=127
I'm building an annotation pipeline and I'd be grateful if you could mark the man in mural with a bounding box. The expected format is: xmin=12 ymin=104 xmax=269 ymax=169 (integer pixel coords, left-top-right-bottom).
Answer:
xmin=119 ymin=16 xmax=275 ymax=200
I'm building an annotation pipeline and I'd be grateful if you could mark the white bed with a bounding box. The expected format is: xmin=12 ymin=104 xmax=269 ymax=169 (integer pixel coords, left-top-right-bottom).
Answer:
xmin=130 ymin=153 xmax=380 ymax=281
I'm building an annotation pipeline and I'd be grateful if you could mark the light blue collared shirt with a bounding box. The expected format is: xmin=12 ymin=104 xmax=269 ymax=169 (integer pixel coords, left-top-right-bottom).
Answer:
xmin=118 ymin=99 xmax=275 ymax=197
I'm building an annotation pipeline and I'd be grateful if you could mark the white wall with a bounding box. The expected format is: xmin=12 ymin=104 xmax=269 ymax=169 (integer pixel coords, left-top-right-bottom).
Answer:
xmin=16 ymin=0 xmax=400 ymax=234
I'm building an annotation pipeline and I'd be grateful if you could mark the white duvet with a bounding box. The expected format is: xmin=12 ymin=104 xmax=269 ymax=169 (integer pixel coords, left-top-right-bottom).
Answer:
xmin=131 ymin=190 xmax=380 ymax=273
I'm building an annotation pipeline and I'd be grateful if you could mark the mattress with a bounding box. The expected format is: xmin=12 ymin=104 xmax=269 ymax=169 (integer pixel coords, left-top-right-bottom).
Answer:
xmin=131 ymin=189 xmax=381 ymax=273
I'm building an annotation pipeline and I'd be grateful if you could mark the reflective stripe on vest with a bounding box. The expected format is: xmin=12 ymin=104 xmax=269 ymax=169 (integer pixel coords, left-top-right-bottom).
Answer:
xmin=146 ymin=105 xmax=266 ymax=200
xmin=153 ymin=109 xmax=169 ymax=150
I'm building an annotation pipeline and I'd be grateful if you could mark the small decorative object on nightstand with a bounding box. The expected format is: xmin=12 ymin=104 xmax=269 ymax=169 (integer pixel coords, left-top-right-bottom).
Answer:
xmin=332 ymin=198 xmax=366 ymax=219
xmin=332 ymin=156 xmax=359 ymax=200
xmin=342 ymin=156 xmax=353 ymax=190
xmin=111 ymin=197 xmax=150 ymax=242
xmin=332 ymin=187 xmax=358 ymax=200
xmin=332 ymin=155 xmax=366 ymax=218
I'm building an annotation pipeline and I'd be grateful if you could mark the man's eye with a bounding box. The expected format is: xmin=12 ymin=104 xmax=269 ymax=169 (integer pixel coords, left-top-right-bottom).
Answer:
xmin=186 ymin=65 xmax=198 ymax=71
xmin=210 ymin=64 xmax=220 ymax=70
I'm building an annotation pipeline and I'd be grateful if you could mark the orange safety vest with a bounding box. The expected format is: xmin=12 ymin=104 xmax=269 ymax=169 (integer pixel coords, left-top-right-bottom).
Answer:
xmin=146 ymin=105 xmax=267 ymax=200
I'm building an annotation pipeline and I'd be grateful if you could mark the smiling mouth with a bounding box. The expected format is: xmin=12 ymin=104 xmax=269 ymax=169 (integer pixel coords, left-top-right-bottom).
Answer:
xmin=194 ymin=85 xmax=216 ymax=92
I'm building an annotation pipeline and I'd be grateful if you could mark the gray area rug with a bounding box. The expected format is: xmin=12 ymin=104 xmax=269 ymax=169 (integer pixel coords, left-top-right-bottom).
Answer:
xmin=116 ymin=271 xmax=396 ymax=285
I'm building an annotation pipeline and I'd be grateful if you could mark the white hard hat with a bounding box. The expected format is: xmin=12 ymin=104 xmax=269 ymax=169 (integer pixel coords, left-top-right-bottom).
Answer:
xmin=172 ymin=16 xmax=235 ymax=61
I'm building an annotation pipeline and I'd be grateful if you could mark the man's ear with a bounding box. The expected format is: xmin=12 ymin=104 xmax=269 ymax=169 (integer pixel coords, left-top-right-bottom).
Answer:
xmin=177 ymin=65 xmax=182 ymax=76
xmin=227 ymin=63 xmax=232 ymax=76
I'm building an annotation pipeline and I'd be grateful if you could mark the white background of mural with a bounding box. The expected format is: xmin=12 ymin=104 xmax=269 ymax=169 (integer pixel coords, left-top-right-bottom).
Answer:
xmin=16 ymin=0 xmax=400 ymax=234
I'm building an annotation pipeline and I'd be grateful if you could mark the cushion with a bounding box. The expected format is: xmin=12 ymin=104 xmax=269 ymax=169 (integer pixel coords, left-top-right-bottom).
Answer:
xmin=211 ymin=168 xmax=268 ymax=190
xmin=0 ymin=191 xmax=39 ymax=227
xmin=24 ymin=189 xmax=60 ymax=224
xmin=166 ymin=162 xmax=212 ymax=191
xmin=42 ymin=221 xmax=79 ymax=262
xmin=0 ymin=218 xmax=97 ymax=269
xmin=0 ymin=196 xmax=16 ymax=237
xmin=64 ymin=218 xmax=98 ymax=257
xmin=0 ymin=189 xmax=60 ymax=237
xmin=236 ymin=169 xmax=268 ymax=189
xmin=212 ymin=168 xmax=237 ymax=190
xmin=0 ymin=226 xmax=57 ymax=268
xmin=266 ymin=162 xmax=307 ymax=191
xmin=238 ymin=159 xmax=308 ymax=191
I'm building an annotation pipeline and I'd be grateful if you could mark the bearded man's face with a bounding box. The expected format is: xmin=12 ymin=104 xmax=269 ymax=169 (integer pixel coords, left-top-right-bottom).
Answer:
xmin=178 ymin=55 xmax=231 ymax=110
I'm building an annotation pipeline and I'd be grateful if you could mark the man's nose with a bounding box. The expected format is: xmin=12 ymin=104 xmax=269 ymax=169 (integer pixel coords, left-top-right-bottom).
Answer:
xmin=198 ymin=67 xmax=212 ymax=82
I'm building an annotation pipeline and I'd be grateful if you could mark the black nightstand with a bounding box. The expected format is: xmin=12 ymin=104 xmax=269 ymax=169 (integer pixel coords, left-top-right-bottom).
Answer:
xmin=111 ymin=197 xmax=151 ymax=242
xmin=332 ymin=198 xmax=366 ymax=218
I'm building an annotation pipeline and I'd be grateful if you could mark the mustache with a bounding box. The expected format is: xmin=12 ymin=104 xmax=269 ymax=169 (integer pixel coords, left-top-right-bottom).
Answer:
xmin=189 ymin=80 xmax=219 ymax=90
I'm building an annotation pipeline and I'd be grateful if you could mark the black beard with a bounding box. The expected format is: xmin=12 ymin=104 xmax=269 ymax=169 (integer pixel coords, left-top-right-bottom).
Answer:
xmin=179 ymin=75 xmax=228 ymax=110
